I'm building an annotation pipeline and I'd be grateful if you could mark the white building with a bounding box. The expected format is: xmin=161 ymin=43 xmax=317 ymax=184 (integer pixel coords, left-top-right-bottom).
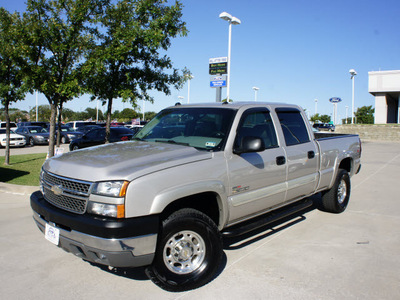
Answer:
xmin=369 ymin=70 xmax=400 ymax=124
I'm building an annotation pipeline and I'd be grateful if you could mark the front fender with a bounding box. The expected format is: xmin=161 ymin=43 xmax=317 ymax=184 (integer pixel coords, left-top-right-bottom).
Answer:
xmin=151 ymin=180 xmax=229 ymax=230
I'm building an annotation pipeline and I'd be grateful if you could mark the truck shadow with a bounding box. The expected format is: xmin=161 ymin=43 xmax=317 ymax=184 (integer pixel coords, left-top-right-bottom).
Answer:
xmin=87 ymin=262 xmax=149 ymax=281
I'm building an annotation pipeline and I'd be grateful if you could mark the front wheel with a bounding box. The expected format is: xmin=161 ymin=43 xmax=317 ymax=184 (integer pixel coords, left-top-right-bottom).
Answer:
xmin=70 ymin=144 xmax=79 ymax=151
xmin=321 ymin=169 xmax=350 ymax=213
xmin=29 ymin=137 xmax=35 ymax=146
xmin=146 ymin=208 xmax=223 ymax=292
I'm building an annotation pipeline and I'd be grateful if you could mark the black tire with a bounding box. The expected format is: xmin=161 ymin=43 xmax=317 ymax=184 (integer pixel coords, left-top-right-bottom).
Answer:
xmin=70 ymin=144 xmax=79 ymax=151
xmin=146 ymin=208 xmax=223 ymax=292
xmin=321 ymin=169 xmax=350 ymax=213
xmin=29 ymin=137 xmax=35 ymax=146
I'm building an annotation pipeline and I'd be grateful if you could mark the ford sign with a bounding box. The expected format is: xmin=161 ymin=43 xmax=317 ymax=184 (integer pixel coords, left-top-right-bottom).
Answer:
xmin=329 ymin=97 xmax=342 ymax=103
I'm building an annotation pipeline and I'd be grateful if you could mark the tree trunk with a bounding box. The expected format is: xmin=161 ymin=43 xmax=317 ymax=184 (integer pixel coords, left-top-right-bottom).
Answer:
xmin=105 ymin=98 xmax=113 ymax=144
xmin=48 ymin=102 xmax=57 ymax=158
xmin=56 ymin=102 xmax=63 ymax=147
xmin=4 ymin=100 xmax=10 ymax=165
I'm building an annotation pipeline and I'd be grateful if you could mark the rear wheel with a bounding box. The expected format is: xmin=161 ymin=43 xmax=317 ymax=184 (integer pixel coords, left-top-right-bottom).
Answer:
xmin=146 ymin=208 xmax=223 ymax=292
xmin=321 ymin=169 xmax=350 ymax=213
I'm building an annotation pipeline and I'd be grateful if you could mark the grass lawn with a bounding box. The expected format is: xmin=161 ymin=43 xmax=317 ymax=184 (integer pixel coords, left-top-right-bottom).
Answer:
xmin=0 ymin=153 xmax=46 ymax=186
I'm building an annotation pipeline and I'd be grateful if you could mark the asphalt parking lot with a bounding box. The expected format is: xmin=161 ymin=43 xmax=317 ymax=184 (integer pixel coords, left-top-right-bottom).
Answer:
xmin=1 ymin=141 xmax=400 ymax=299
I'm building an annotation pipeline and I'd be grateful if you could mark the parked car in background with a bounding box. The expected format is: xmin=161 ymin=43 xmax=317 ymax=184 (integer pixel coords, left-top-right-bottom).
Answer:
xmin=110 ymin=122 xmax=125 ymax=127
xmin=69 ymin=127 xmax=134 ymax=151
xmin=47 ymin=125 xmax=84 ymax=144
xmin=125 ymin=124 xmax=143 ymax=135
xmin=0 ymin=128 xmax=26 ymax=148
xmin=15 ymin=126 xmax=50 ymax=146
xmin=65 ymin=121 xmax=97 ymax=130
xmin=313 ymin=123 xmax=335 ymax=132
xmin=0 ymin=121 xmax=18 ymax=131
xmin=17 ymin=121 xmax=48 ymax=128
xmin=72 ymin=125 xmax=102 ymax=135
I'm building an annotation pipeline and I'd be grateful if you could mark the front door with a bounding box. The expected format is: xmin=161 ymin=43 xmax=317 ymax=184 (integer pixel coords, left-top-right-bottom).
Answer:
xmin=227 ymin=108 xmax=287 ymax=224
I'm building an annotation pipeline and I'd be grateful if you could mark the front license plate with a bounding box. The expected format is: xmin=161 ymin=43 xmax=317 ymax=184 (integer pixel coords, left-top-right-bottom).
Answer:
xmin=45 ymin=223 xmax=60 ymax=245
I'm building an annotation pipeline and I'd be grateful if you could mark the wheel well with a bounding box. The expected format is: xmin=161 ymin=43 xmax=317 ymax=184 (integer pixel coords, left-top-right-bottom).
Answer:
xmin=160 ymin=192 xmax=220 ymax=226
xmin=339 ymin=158 xmax=352 ymax=173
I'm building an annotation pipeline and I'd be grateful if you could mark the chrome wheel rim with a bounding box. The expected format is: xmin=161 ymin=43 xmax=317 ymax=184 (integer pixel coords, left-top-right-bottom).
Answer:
xmin=337 ymin=179 xmax=347 ymax=204
xmin=163 ymin=230 xmax=206 ymax=274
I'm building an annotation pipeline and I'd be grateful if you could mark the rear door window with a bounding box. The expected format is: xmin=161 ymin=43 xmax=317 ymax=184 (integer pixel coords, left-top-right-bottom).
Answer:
xmin=276 ymin=108 xmax=310 ymax=146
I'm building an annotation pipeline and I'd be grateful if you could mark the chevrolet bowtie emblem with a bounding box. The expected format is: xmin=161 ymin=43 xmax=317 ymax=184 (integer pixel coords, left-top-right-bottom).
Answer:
xmin=51 ymin=185 xmax=63 ymax=196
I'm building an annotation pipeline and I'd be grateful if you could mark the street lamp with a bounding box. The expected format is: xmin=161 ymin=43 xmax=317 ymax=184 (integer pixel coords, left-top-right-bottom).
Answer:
xmin=252 ymin=87 xmax=259 ymax=101
xmin=186 ymin=75 xmax=194 ymax=104
xmin=349 ymin=69 xmax=357 ymax=124
xmin=219 ymin=12 xmax=241 ymax=102
xmin=314 ymin=98 xmax=318 ymax=115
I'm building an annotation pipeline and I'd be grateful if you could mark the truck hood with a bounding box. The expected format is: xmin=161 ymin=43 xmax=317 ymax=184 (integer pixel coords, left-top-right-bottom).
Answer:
xmin=43 ymin=141 xmax=212 ymax=182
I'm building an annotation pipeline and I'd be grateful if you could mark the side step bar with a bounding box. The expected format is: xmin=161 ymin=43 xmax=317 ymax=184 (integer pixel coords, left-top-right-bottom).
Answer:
xmin=221 ymin=199 xmax=314 ymax=238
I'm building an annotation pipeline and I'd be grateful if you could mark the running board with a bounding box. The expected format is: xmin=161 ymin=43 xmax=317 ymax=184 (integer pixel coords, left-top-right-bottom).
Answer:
xmin=221 ymin=199 xmax=314 ymax=238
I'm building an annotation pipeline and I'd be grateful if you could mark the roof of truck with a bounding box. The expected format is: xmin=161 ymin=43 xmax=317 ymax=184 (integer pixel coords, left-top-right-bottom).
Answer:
xmin=165 ymin=101 xmax=300 ymax=110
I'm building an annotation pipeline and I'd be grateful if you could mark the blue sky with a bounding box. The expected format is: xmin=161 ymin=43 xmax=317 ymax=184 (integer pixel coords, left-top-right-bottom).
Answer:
xmin=2 ymin=0 xmax=400 ymax=122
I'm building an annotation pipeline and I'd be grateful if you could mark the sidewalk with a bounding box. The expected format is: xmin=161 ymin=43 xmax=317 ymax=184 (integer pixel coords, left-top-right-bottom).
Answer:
xmin=0 ymin=182 xmax=38 ymax=195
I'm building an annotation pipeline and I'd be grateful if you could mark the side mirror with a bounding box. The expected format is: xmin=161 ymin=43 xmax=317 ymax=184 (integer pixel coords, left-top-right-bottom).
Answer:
xmin=233 ymin=136 xmax=265 ymax=155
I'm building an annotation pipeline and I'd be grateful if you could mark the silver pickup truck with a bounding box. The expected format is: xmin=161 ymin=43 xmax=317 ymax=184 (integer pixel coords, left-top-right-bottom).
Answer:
xmin=31 ymin=102 xmax=361 ymax=291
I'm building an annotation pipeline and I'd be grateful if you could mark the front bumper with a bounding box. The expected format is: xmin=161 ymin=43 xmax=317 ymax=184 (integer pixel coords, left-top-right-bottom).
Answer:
xmin=31 ymin=191 xmax=159 ymax=268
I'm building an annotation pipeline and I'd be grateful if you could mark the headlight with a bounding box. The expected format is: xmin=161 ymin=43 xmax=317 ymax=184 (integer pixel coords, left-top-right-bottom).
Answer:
xmin=92 ymin=181 xmax=129 ymax=197
xmin=87 ymin=202 xmax=125 ymax=218
xmin=34 ymin=135 xmax=44 ymax=140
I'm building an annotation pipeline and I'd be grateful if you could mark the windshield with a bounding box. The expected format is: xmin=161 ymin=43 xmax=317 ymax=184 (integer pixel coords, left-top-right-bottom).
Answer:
xmin=135 ymin=107 xmax=236 ymax=151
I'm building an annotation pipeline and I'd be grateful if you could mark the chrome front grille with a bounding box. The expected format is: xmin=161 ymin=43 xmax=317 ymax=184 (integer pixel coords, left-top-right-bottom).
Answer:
xmin=41 ymin=171 xmax=93 ymax=214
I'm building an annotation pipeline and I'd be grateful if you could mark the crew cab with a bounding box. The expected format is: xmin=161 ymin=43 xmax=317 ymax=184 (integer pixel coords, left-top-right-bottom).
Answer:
xmin=31 ymin=102 xmax=361 ymax=291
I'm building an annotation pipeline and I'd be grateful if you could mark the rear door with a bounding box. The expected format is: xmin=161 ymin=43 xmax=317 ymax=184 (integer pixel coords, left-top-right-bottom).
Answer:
xmin=227 ymin=108 xmax=287 ymax=223
xmin=275 ymin=108 xmax=319 ymax=201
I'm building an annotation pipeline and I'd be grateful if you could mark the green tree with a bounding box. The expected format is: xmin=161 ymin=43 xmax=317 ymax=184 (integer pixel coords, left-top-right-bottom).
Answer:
xmin=10 ymin=109 xmax=29 ymax=122
xmin=60 ymin=108 xmax=75 ymax=122
xmin=310 ymin=113 xmax=331 ymax=124
xmin=355 ymin=105 xmax=374 ymax=124
xmin=84 ymin=0 xmax=188 ymax=142
xmin=29 ymin=105 xmax=51 ymax=122
xmin=119 ymin=108 xmax=138 ymax=121
xmin=0 ymin=8 xmax=28 ymax=165
xmin=23 ymin=0 xmax=108 ymax=155
xmin=144 ymin=111 xmax=157 ymax=121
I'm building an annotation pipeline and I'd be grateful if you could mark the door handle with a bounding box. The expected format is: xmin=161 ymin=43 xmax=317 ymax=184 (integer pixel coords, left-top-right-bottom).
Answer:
xmin=308 ymin=151 xmax=315 ymax=159
xmin=276 ymin=156 xmax=286 ymax=165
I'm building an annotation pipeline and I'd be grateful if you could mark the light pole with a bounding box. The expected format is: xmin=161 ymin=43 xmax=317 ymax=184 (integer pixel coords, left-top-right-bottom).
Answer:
xmin=314 ymin=99 xmax=318 ymax=115
xmin=252 ymin=87 xmax=259 ymax=101
xmin=349 ymin=69 xmax=357 ymax=124
xmin=219 ymin=12 xmax=241 ymax=102
xmin=187 ymin=75 xmax=194 ymax=104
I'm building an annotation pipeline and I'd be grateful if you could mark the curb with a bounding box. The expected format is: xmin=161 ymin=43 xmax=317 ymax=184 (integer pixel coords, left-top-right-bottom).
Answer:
xmin=0 ymin=182 xmax=39 ymax=195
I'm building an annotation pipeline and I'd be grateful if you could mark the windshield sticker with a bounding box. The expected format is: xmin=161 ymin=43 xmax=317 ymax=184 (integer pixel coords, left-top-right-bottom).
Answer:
xmin=205 ymin=141 xmax=216 ymax=148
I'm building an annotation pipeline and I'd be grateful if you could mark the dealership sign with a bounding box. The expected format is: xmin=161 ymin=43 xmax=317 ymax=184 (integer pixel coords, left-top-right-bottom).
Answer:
xmin=209 ymin=57 xmax=228 ymax=75
xmin=329 ymin=97 xmax=342 ymax=103
xmin=210 ymin=75 xmax=227 ymax=88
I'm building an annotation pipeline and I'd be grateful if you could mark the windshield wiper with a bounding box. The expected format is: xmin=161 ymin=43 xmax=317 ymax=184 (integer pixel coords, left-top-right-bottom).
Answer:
xmin=155 ymin=139 xmax=190 ymax=147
